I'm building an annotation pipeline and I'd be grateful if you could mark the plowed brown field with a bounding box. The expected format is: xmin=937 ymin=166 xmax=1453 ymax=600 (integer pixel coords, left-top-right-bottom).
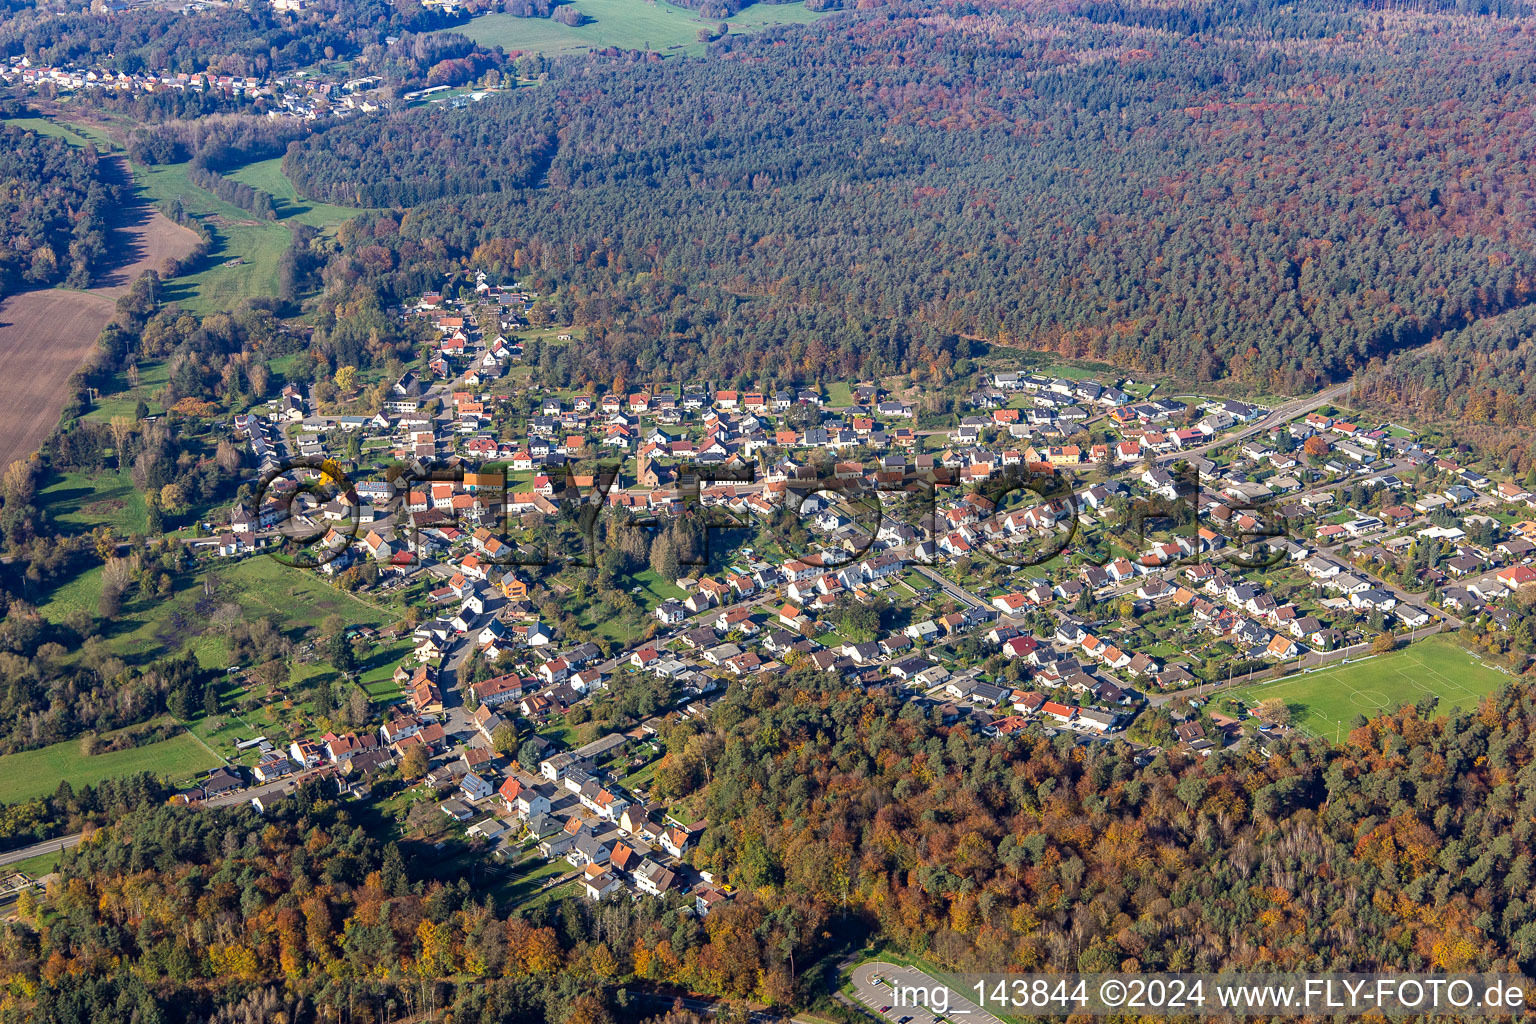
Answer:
xmin=0 ymin=155 xmax=200 ymax=470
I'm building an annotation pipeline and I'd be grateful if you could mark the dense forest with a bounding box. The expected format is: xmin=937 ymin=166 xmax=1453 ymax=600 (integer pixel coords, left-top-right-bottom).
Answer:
xmin=1359 ymin=305 xmax=1536 ymax=455
xmin=0 ymin=124 xmax=113 ymax=298
xmin=288 ymin=115 xmax=556 ymax=207
xmin=7 ymin=667 xmax=1536 ymax=1022
xmin=282 ymin=0 xmax=1536 ymax=394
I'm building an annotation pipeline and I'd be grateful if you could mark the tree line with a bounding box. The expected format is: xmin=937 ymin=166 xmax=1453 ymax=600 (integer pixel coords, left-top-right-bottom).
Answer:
xmin=186 ymin=164 xmax=277 ymax=220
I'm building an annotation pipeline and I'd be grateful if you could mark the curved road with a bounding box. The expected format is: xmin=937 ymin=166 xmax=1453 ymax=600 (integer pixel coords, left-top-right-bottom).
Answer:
xmin=0 ymin=776 xmax=300 ymax=871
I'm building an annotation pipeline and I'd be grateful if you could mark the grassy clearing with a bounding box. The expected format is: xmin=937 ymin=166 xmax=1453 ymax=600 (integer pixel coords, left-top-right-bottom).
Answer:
xmin=130 ymin=158 xmax=296 ymax=314
xmin=226 ymin=157 xmax=365 ymax=229
xmin=39 ymin=469 xmax=149 ymax=536
xmin=1234 ymin=636 xmax=1510 ymax=738
xmin=456 ymin=0 xmax=824 ymax=56
xmin=4 ymin=117 xmax=95 ymax=147
xmin=83 ymin=360 xmax=170 ymax=424
xmin=35 ymin=555 xmax=401 ymax=669
xmin=214 ymin=557 xmax=401 ymax=639
xmin=496 ymin=855 xmax=572 ymax=905
xmin=0 ymin=726 xmax=221 ymax=803
xmin=50 ymin=121 xmax=360 ymax=315
xmin=16 ymin=115 xmax=279 ymax=310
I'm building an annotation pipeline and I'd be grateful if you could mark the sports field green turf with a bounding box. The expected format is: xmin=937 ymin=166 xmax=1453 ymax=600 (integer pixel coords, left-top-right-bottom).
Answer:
xmin=1234 ymin=636 xmax=1510 ymax=739
xmin=456 ymin=0 xmax=825 ymax=56
xmin=0 ymin=727 xmax=222 ymax=803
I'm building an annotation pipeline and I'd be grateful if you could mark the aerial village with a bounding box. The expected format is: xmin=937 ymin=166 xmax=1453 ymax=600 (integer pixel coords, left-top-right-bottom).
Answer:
xmin=190 ymin=273 xmax=1536 ymax=903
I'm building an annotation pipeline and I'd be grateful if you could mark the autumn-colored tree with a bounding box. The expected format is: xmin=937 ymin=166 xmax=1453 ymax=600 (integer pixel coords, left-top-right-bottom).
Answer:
xmin=158 ymin=483 xmax=187 ymax=514
xmin=1255 ymin=697 xmax=1291 ymax=725
xmin=401 ymin=743 xmax=429 ymax=780
xmin=109 ymin=415 xmax=136 ymax=471
xmin=170 ymin=397 xmax=219 ymax=418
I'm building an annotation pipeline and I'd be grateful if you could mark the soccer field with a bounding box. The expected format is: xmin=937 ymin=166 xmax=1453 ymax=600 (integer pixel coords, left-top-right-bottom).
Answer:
xmin=1234 ymin=637 xmax=1510 ymax=739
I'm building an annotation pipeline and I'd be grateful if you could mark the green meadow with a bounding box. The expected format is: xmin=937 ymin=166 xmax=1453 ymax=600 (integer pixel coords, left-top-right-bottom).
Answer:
xmin=456 ymin=0 xmax=825 ymax=56
xmin=0 ymin=725 xmax=222 ymax=803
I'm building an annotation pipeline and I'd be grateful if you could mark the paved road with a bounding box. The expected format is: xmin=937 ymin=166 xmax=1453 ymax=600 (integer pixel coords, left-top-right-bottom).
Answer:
xmin=0 ymin=833 xmax=83 ymax=869
xmin=910 ymin=563 xmax=989 ymax=611
xmin=1153 ymin=381 xmax=1353 ymax=466
xmin=849 ymin=962 xmax=1008 ymax=1024
xmin=0 ymin=776 xmax=300 ymax=871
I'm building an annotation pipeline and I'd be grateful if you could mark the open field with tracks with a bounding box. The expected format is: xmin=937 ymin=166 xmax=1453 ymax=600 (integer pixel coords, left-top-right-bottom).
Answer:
xmin=0 ymin=290 xmax=117 ymax=469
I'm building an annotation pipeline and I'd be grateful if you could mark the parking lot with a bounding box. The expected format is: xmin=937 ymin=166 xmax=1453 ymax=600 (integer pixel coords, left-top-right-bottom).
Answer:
xmin=850 ymin=962 xmax=1008 ymax=1024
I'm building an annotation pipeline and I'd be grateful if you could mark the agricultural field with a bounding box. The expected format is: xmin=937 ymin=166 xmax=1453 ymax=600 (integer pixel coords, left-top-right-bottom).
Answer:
xmin=0 ymin=725 xmax=222 ymax=803
xmin=0 ymin=121 xmax=199 ymax=468
xmin=3 ymin=121 xmax=202 ymax=298
xmin=1235 ymin=636 xmax=1511 ymax=739
xmin=0 ymin=289 xmax=118 ymax=469
xmin=455 ymin=0 xmax=825 ymax=57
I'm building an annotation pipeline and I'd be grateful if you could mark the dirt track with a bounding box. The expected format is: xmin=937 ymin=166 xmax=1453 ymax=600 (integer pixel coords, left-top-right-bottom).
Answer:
xmin=0 ymin=155 xmax=200 ymax=470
